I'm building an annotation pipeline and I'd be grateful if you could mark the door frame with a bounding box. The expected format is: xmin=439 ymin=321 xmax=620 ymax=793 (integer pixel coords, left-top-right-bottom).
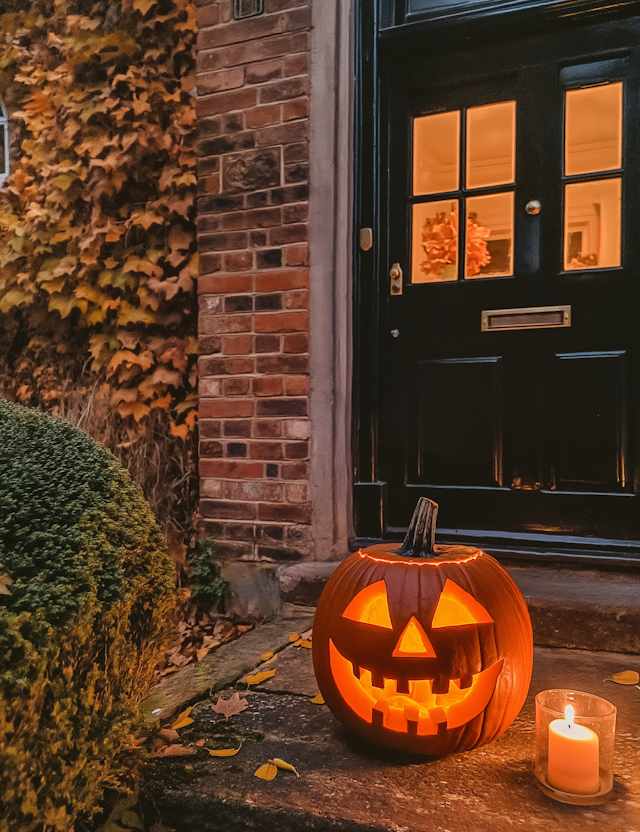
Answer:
xmin=352 ymin=0 xmax=640 ymax=565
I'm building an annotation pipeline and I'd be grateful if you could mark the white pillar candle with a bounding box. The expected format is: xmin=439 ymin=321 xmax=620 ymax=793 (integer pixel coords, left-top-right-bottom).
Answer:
xmin=548 ymin=705 xmax=600 ymax=794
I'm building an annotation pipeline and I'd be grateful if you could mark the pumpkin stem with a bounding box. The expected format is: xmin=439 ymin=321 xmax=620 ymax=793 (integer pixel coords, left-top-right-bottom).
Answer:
xmin=394 ymin=497 xmax=439 ymax=558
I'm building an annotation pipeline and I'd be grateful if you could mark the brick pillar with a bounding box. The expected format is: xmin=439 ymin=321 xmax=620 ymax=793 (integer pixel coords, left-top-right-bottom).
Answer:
xmin=196 ymin=0 xmax=312 ymax=561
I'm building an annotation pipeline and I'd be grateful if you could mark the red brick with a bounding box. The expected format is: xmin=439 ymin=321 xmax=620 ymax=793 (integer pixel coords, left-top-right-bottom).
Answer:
xmin=199 ymin=335 xmax=223 ymax=355
xmin=224 ymin=420 xmax=252 ymax=437
xmin=199 ymin=459 xmax=264 ymax=478
xmin=255 ymin=311 xmax=309 ymax=332
xmin=199 ymin=419 xmax=222 ymax=438
xmin=283 ymin=96 xmax=309 ymax=121
xmin=249 ymin=442 xmax=284 ymax=460
xmin=284 ymin=244 xmax=309 ymax=266
xmin=201 ymin=173 xmax=220 ymax=194
xmin=254 ymin=419 xmax=283 ymax=438
xmin=259 ymin=78 xmax=309 ymax=105
xmin=255 ymin=334 xmax=281 ymax=352
xmin=199 ymin=356 xmax=254 ymax=375
xmin=223 ymin=334 xmax=252 ymax=354
xmin=284 ymin=7 xmax=312 ymax=31
xmin=255 ymin=121 xmax=308 ymax=147
xmin=199 ymin=252 xmax=223 ymax=276
xmin=255 ymin=269 xmax=308 ymax=291
xmin=286 ymin=483 xmax=309 ymax=503
xmin=199 ymin=33 xmax=309 ymax=73
xmin=253 ymin=376 xmax=284 ymax=396
xmin=257 ymin=503 xmax=311 ymax=523
xmin=199 ymin=230 xmax=250 ymax=252
xmin=198 ymin=274 xmax=254 ymax=293
xmin=224 ymin=250 xmax=253 ymax=271
xmin=257 ymin=354 xmax=308 ymax=374
xmin=256 ymin=397 xmax=307 ymax=417
xmin=245 ymin=104 xmax=282 ymax=128
xmin=197 ymin=4 xmax=220 ymax=27
xmin=219 ymin=480 xmax=284 ymax=502
xmin=224 ymin=378 xmax=251 ymax=396
xmin=285 ymin=289 xmax=308 ymax=310
xmin=285 ymin=441 xmax=309 ymax=459
xmin=200 ymin=313 xmax=252 ymax=335
xmin=199 ymin=440 xmax=223 ymax=457
xmin=200 ymin=499 xmax=257 ymax=520
xmin=219 ymin=207 xmax=283 ymax=231
xmin=199 ymin=67 xmax=245 ymax=96
xmin=283 ymin=203 xmax=308 ymax=223
xmin=285 ymin=375 xmax=309 ymax=395
xmin=283 ymin=143 xmax=308 ymax=163
xmin=200 ymin=399 xmax=254 ymax=418
xmin=266 ymin=0 xmax=307 ymax=11
xmin=197 ymin=13 xmax=285 ymax=50
xmin=197 ymin=87 xmax=258 ymax=118
xmin=269 ymin=224 xmax=307 ymax=245
xmin=284 ymin=53 xmax=308 ymax=76
xmin=246 ymin=59 xmax=283 ymax=85
xmin=281 ymin=461 xmax=309 ymax=480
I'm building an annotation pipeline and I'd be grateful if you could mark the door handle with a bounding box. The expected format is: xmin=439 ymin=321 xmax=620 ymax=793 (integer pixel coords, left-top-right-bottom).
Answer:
xmin=390 ymin=263 xmax=403 ymax=295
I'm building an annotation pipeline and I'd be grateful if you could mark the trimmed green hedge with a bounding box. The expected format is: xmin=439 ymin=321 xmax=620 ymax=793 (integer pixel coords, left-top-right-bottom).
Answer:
xmin=0 ymin=400 xmax=175 ymax=832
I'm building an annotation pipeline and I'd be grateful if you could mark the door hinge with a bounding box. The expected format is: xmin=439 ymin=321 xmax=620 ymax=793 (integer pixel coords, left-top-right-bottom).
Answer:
xmin=390 ymin=263 xmax=403 ymax=295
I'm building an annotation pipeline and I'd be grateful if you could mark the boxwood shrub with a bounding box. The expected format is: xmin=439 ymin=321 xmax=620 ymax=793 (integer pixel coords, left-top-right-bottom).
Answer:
xmin=0 ymin=400 xmax=175 ymax=832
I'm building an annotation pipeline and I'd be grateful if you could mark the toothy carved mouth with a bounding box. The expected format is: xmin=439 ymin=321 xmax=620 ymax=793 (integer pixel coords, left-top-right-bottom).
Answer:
xmin=329 ymin=640 xmax=503 ymax=735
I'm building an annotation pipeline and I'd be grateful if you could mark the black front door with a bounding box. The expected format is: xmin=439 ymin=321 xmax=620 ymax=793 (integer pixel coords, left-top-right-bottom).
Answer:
xmin=377 ymin=16 xmax=640 ymax=552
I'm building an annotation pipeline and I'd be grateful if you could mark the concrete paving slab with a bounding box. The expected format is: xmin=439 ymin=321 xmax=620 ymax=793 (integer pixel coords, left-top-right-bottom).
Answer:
xmin=140 ymin=604 xmax=315 ymax=722
xmin=141 ymin=639 xmax=640 ymax=832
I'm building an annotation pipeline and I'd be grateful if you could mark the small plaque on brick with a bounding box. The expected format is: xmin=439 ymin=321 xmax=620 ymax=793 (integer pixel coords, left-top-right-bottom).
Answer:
xmin=223 ymin=147 xmax=281 ymax=193
xmin=233 ymin=0 xmax=264 ymax=20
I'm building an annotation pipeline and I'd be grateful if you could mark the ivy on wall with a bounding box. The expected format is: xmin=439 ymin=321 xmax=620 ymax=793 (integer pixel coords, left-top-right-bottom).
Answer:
xmin=0 ymin=0 xmax=198 ymax=440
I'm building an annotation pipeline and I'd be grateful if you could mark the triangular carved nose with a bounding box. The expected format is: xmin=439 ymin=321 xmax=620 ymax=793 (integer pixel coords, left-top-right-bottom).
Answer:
xmin=392 ymin=616 xmax=437 ymax=657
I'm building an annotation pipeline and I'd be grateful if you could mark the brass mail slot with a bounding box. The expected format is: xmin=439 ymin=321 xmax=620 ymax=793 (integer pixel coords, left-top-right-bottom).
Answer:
xmin=481 ymin=305 xmax=571 ymax=332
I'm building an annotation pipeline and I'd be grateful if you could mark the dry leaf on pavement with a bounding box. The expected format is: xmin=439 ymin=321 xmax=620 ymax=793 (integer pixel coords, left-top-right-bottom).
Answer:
xmin=310 ymin=693 xmax=325 ymax=705
xmin=246 ymin=669 xmax=276 ymax=685
xmin=604 ymin=670 xmax=639 ymax=685
xmin=157 ymin=728 xmax=180 ymax=742
xmin=288 ymin=632 xmax=299 ymax=642
xmin=211 ymin=692 xmax=249 ymax=718
xmin=171 ymin=706 xmax=194 ymax=730
xmin=273 ymin=758 xmax=300 ymax=777
xmin=157 ymin=744 xmax=196 ymax=757
xmin=260 ymin=650 xmax=274 ymax=661
xmin=254 ymin=761 xmax=278 ymax=780
xmin=208 ymin=746 xmax=241 ymax=757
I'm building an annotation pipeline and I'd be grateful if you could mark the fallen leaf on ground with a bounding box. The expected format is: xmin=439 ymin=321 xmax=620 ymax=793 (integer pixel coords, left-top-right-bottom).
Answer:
xmin=128 ymin=736 xmax=148 ymax=748
xmin=211 ymin=692 xmax=248 ymax=718
xmin=208 ymin=746 xmax=241 ymax=757
xmin=0 ymin=572 xmax=13 ymax=595
xmin=195 ymin=739 xmax=206 ymax=747
xmin=296 ymin=639 xmax=312 ymax=649
xmin=246 ymin=669 xmax=276 ymax=685
xmin=288 ymin=632 xmax=299 ymax=642
xmin=263 ymin=654 xmax=277 ymax=664
xmin=171 ymin=706 xmax=194 ymax=730
xmin=260 ymin=650 xmax=274 ymax=661
xmin=310 ymin=693 xmax=325 ymax=705
xmin=157 ymin=728 xmax=180 ymax=742
xmin=254 ymin=761 xmax=278 ymax=780
xmin=157 ymin=744 xmax=196 ymax=757
xmin=604 ymin=670 xmax=640 ymax=685
xmin=196 ymin=646 xmax=212 ymax=661
xmin=273 ymin=757 xmax=300 ymax=777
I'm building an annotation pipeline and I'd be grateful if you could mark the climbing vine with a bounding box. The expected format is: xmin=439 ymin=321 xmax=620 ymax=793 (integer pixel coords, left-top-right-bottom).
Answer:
xmin=0 ymin=0 xmax=198 ymax=437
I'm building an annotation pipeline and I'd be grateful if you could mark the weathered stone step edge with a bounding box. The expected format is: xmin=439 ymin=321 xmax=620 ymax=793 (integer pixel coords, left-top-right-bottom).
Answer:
xmin=140 ymin=791 xmax=398 ymax=832
xmin=140 ymin=604 xmax=315 ymax=721
xmin=278 ymin=562 xmax=640 ymax=654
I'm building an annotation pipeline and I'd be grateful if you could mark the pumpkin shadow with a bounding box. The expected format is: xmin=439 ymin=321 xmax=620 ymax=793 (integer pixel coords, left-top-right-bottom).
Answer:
xmin=335 ymin=723 xmax=440 ymax=766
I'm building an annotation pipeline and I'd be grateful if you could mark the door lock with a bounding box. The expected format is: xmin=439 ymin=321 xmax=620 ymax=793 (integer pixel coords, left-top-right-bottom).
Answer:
xmin=390 ymin=263 xmax=403 ymax=295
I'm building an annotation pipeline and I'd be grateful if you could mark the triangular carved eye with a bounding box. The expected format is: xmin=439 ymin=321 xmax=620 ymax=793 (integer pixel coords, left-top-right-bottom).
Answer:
xmin=431 ymin=579 xmax=494 ymax=628
xmin=342 ymin=580 xmax=393 ymax=629
xmin=392 ymin=617 xmax=437 ymax=657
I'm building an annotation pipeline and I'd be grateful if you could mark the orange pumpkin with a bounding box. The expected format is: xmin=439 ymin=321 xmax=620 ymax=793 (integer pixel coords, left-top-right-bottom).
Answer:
xmin=312 ymin=498 xmax=533 ymax=756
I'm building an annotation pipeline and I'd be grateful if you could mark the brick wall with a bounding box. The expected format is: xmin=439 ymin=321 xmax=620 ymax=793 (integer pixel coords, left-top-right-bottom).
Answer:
xmin=196 ymin=0 xmax=313 ymax=561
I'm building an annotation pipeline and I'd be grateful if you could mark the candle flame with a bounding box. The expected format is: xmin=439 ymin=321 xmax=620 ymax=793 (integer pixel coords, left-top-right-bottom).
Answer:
xmin=564 ymin=704 xmax=575 ymax=726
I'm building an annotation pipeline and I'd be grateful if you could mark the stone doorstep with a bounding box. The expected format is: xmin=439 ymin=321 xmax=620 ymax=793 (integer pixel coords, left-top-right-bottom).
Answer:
xmin=278 ymin=560 xmax=640 ymax=654
xmin=140 ymin=638 xmax=640 ymax=832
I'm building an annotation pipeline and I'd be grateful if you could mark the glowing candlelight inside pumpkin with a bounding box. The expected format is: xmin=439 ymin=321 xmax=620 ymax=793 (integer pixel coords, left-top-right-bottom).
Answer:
xmin=547 ymin=704 xmax=600 ymax=794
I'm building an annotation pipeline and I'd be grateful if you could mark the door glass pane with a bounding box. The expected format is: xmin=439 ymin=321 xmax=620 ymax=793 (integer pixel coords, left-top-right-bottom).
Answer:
xmin=565 ymin=83 xmax=622 ymax=176
xmin=413 ymin=111 xmax=460 ymax=195
xmin=465 ymin=192 xmax=514 ymax=278
xmin=564 ymin=178 xmax=621 ymax=269
xmin=466 ymin=101 xmax=515 ymax=190
xmin=412 ymin=200 xmax=458 ymax=282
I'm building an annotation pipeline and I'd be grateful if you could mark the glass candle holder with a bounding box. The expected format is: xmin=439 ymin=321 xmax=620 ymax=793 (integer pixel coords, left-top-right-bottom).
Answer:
xmin=535 ymin=689 xmax=616 ymax=805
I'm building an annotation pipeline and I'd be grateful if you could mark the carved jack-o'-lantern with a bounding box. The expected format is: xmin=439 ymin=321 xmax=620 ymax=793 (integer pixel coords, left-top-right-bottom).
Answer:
xmin=312 ymin=499 xmax=533 ymax=756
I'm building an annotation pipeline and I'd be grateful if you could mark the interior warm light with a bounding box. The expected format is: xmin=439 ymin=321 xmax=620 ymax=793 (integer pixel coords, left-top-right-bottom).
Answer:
xmin=329 ymin=639 xmax=503 ymax=733
xmin=431 ymin=579 xmax=494 ymax=628
xmin=392 ymin=617 xmax=437 ymax=657
xmin=342 ymin=580 xmax=393 ymax=628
